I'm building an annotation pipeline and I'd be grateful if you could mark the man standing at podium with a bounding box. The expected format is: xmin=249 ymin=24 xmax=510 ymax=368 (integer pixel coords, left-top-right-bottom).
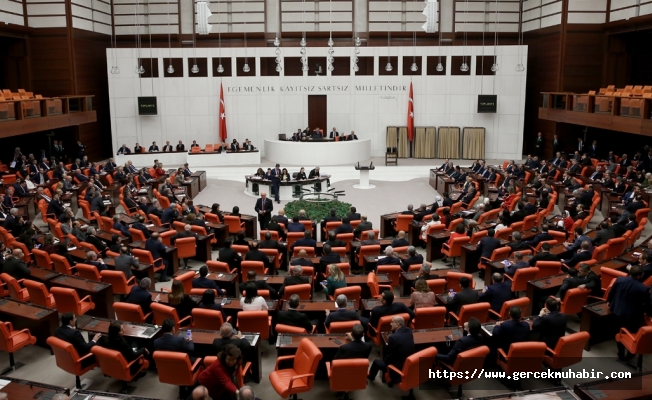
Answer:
xmin=255 ymin=192 xmax=273 ymax=230
xmin=271 ymin=164 xmax=281 ymax=203
xmin=329 ymin=127 xmax=339 ymax=139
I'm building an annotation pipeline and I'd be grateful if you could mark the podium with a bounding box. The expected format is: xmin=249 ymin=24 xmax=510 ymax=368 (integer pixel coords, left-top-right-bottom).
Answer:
xmin=353 ymin=165 xmax=375 ymax=189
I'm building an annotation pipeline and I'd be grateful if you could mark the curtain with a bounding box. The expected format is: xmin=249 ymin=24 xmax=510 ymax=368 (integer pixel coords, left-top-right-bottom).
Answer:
xmin=414 ymin=127 xmax=436 ymax=158
xmin=398 ymin=127 xmax=409 ymax=158
xmin=386 ymin=127 xmax=398 ymax=153
xmin=437 ymin=127 xmax=460 ymax=158
xmin=462 ymin=127 xmax=485 ymax=159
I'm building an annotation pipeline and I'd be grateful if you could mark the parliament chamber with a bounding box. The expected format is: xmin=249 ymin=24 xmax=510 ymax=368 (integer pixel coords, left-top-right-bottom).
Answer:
xmin=2 ymin=0 xmax=652 ymax=399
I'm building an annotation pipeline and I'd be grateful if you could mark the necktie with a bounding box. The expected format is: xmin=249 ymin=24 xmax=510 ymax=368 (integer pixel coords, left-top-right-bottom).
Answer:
xmin=262 ymin=199 xmax=265 ymax=212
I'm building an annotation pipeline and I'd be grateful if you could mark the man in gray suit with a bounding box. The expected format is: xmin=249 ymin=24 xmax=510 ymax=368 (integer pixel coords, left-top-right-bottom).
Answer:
xmin=114 ymin=246 xmax=138 ymax=279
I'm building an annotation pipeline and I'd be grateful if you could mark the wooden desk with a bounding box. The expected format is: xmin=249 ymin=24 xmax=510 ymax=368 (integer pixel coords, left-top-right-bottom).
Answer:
xmin=617 ymin=246 xmax=645 ymax=264
xmin=182 ymin=176 xmax=200 ymax=199
xmin=470 ymin=388 xmax=574 ymax=400
xmin=71 ymin=390 xmax=160 ymax=399
xmin=28 ymin=266 xmax=61 ymax=284
xmin=282 ymin=300 xmax=357 ymax=312
xmin=382 ymin=326 xmax=463 ymax=354
xmin=289 ymin=256 xmax=348 ymax=267
xmin=436 ymin=173 xmax=455 ymax=194
xmin=14 ymin=196 xmax=35 ymax=222
xmin=380 ymin=213 xmax=399 ymax=238
xmin=0 ymin=377 xmax=70 ymax=399
xmin=361 ymin=298 xmax=411 ymax=318
xmin=172 ymin=270 xmax=239 ymax=296
xmin=579 ymin=301 xmax=617 ymax=351
xmin=49 ymin=275 xmax=114 ymax=318
xmin=573 ymin=371 xmax=652 ymax=400
xmin=460 ymin=239 xmax=509 ymax=274
xmin=276 ymin=333 xmax=348 ymax=378
xmin=601 ymin=192 xmax=621 ymax=219
xmin=191 ymin=171 xmax=207 ymax=192
xmin=427 ymin=231 xmax=450 ymax=261
xmin=194 ymin=234 xmax=213 ymax=262
xmin=77 ymin=314 xmax=161 ymax=351
xmin=525 ymin=274 xmax=568 ymax=315
xmin=486 ymin=254 xmax=533 ymax=286
xmin=223 ymin=212 xmax=257 ymax=239
xmin=128 ymin=240 xmax=179 ymax=275
xmin=151 ymin=292 xmax=278 ymax=322
xmin=103 ymin=257 xmax=156 ymax=290
xmin=178 ymin=329 xmax=262 ymax=383
xmin=205 ymin=222 xmax=227 ymax=248
xmin=0 ymin=298 xmax=58 ymax=347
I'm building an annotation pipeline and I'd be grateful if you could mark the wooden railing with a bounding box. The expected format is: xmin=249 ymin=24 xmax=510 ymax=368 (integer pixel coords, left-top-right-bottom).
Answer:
xmin=539 ymin=92 xmax=652 ymax=136
xmin=0 ymin=95 xmax=96 ymax=138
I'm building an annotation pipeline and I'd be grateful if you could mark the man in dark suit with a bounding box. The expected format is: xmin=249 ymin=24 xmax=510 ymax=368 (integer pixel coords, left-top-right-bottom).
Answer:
xmin=556 ymin=263 xmax=601 ymax=301
xmin=608 ymin=265 xmax=652 ymax=359
xmin=510 ymin=202 xmax=527 ymax=223
xmin=161 ymin=204 xmax=179 ymax=224
xmin=592 ymin=221 xmax=615 ymax=246
xmin=325 ymin=295 xmax=369 ymax=330
xmin=347 ymin=206 xmax=361 ymax=221
xmin=561 ymin=240 xmax=592 ymax=270
xmin=245 ymin=242 xmax=274 ymax=275
xmin=369 ymin=290 xmax=415 ymax=328
xmin=254 ymin=192 xmax=273 ymax=230
xmin=287 ymin=216 xmax=305 ymax=233
xmin=82 ymin=227 xmax=106 ymax=254
xmin=624 ymin=214 xmax=639 ymax=232
xmin=125 ymin=278 xmax=154 ymax=315
xmin=400 ymin=246 xmax=424 ymax=272
xmin=564 ymin=228 xmax=592 ymax=253
xmin=239 ymin=270 xmax=278 ymax=299
xmin=290 ymin=249 xmax=313 ymax=267
xmin=279 ymin=265 xmax=310 ymax=297
xmin=492 ymin=306 xmax=530 ymax=353
xmin=435 ymin=317 xmax=484 ymax=365
xmin=258 ymin=231 xmax=286 ymax=269
xmin=333 ymin=217 xmax=353 ymax=236
xmin=266 ymin=216 xmax=286 ymax=241
xmin=477 ymin=229 xmax=501 ymax=277
xmin=218 ymin=241 xmax=242 ymax=273
xmin=318 ymin=244 xmax=341 ymax=274
xmin=448 ymin=277 xmax=479 ymax=315
xmin=111 ymin=215 xmax=131 ymax=238
xmin=308 ymin=166 xmax=321 ymax=179
xmin=146 ymin=232 xmax=170 ymax=282
xmin=507 ymin=231 xmax=529 ymax=253
xmin=391 ymin=231 xmax=410 ymax=248
xmin=323 ymin=208 xmax=341 ymax=225
xmin=153 ymin=319 xmax=195 ymax=361
xmin=329 ymin=127 xmax=339 ymax=139
xmin=114 ymin=247 xmax=138 ymax=279
xmin=12 ymin=180 xmax=30 ymax=198
xmin=130 ymin=215 xmax=151 ymax=239
xmin=532 ymin=297 xmax=567 ymax=349
xmin=192 ymin=265 xmax=224 ymax=294
xmin=333 ymin=323 xmax=373 ymax=360
xmin=212 ymin=322 xmax=252 ymax=354
xmin=368 ymin=315 xmax=415 ymax=383
xmin=504 ymin=252 xmax=530 ymax=276
xmin=54 ymin=313 xmax=101 ymax=367
xmin=479 ymin=273 xmax=512 ymax=315
xmin=324 ymin=231 xmax=346 ymax=248
xmin=270 ymin=164 xmax=281 ymax=203
xmin=377 ymin=246 xmax=401 ymax=266
xmin=290 ymin=230 xmax=316 ymax=252
xmin=277 ymin=294 xmax=317 ymax=333
xmin=618 ymin=194 xmax=646 ymax=224
xmin=528 ymin=242 xmax=559 ymax=266
xmin=353 ymin=215 xmax=372 ymax=239
xmin=90 ymin=191 xmax=106 ymax=216
xmin=275 ymin=210 xmax=289 ymax=227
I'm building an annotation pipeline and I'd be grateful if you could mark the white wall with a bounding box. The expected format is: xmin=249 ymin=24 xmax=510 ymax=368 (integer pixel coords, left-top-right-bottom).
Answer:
xmin=107 ymin=45 xmax=527 ymax=161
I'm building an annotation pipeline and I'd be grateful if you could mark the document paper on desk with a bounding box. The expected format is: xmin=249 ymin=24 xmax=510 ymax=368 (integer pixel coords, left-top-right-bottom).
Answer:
xmin=0 ymin=379 xmax=10 ymax=389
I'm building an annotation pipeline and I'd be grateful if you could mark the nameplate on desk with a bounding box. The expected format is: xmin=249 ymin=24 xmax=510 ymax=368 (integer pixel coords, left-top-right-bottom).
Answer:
xmin=590 ymin=306 xmax=606 ymax=314
xmin=34 ymin=310 xmax=50 ymax=317
xmin=451 ymin=327 xmax=463 ymax=337
xmin=279 ymin=336 xmax=293 ymax=345
xmin=0 ymin=300 xmax=8 ymax=306
xmin=93 ymin=284 xmax=106 ymax=291
xmin=43 ymin=273 xmax=57 ymax=279
xmin=534 ymin=281 xmax=545 ymax=288
xmin=86 ymin=319 xmax=100 ymax=328
xmin=142 ymin=327 xmax=157 ymax=336
xmin=366 ymin=300 xmax=380 ymax=307
xmin=266 ymin=301 xmax=275 ymax=308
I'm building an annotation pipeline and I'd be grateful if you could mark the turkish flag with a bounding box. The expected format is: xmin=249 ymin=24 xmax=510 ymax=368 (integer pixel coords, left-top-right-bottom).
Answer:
xmin=407 ymin=82 xmax=414 ymax=141
xmin=219 ymin=83 xmax=227 ymax=142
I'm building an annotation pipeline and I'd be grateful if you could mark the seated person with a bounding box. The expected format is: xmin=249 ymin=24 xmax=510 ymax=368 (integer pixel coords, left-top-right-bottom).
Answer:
xmin=435 ymin=317 xmax=484 ymax=365
xmin=277 ymin=294 xmax=318 ymax=333
xmin=325 ymin=294 xmax=369 ymax=331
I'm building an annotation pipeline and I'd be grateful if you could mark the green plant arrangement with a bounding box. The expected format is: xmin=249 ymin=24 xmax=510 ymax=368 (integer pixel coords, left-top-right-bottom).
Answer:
xmin=284 ymin=199 xmax=353 ymax=222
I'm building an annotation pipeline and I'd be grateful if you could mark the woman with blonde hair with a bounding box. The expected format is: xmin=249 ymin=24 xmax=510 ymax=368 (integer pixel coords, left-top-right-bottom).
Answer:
xmin=167 ymin=280 xmax=197 ymax=319
xmin=321 ymin=264 xmax=346 ymax=296
xmin=410 ymin=278 xmax=436 ymax=309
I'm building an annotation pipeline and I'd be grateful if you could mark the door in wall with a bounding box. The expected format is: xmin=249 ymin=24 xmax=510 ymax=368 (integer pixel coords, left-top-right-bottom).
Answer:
xmin=308 ymin=95 xmax=327 ymax=132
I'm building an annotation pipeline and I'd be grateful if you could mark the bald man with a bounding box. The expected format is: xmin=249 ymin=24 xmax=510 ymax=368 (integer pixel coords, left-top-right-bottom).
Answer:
xmin=254 ymin=191 xmax=273 ymax=230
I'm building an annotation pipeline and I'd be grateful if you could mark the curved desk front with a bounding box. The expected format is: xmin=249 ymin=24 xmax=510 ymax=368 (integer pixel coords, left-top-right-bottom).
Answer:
xmin=264 ymin=139 xmax=371 ymax=166
xmin=244 ymin=175 xmax=330 ymax=200
xmin=187 ymin=150 xmax=261 ymax=167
